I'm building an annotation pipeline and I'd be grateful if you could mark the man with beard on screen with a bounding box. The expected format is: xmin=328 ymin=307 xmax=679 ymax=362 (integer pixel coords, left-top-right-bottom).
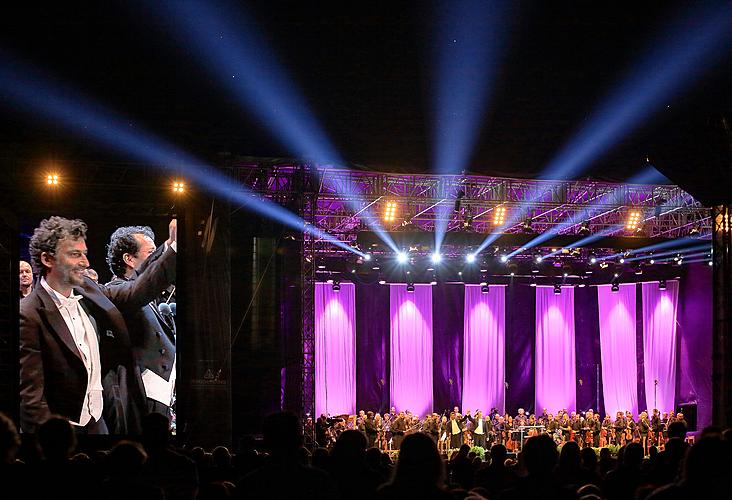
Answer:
xmin=19 ymin=216 xmax=176 ymax=434
xmin=105 ymin=225 xmax=177 ymax=420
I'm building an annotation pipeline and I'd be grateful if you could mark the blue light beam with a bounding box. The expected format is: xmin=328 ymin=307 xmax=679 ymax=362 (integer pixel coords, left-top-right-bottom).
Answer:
xmin=430 ymin=0 xmax=512 ymax=250
xmin=540 ymin=2 xmax=732 ymax=181
xmin=0 ymin=58 xmax=362 ymax=256
xmin=152 ymin=1 xmax=397 ymax=252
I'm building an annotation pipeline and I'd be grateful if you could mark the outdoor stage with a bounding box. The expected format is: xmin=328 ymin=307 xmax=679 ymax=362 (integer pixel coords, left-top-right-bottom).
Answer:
xmin=313 ymin=269 xmax=711 ymax=429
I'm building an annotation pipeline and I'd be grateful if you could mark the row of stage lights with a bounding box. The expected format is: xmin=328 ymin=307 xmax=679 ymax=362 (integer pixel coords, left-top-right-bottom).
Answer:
xmin=44 ymin=172 xmax=187 ymax=194
xmin=380 ymin=201 xmax=696 ymax=236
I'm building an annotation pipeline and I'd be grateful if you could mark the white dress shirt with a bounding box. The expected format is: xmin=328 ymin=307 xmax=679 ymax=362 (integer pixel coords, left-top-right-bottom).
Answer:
xmin=40 ymin=277 xmax=103 ymax=426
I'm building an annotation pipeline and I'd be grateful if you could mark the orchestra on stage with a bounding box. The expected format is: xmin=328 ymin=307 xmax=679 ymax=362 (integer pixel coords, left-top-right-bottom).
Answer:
xmin=313 ymin=407 xmax=688 ymax=456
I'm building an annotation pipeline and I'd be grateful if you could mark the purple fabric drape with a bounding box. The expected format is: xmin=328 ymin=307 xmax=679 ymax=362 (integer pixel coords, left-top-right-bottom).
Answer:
xmin=432 ymin=284 xmax=464 ymax=413
xmin=390 ymin=284 xmax=434 ymax=416
xmin=355 ymin=283 xmax=390 ymax=413
xmin=574 ymin=285 xmax=604 ymax=414
xmin=506 ymin=284 xmax=535 ymax=414
xmin=642 ymin=280 xmax=679 ymax=413
xmin=597 ymin=284 xmax=638 ymax=416
xmin=315 ymin=283 xmax=356 ymax=417
xmin=677 ymin=264 xmax=713 ymax=430
xmin=535 ymin=286 xmax=576 ymax=412
xmin=462 ymin=285 xmax=506 ymax=414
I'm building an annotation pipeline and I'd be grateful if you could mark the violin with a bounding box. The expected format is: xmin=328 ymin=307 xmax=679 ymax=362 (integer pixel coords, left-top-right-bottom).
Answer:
xmin=599 ymin=428 xmax=607 ymax=448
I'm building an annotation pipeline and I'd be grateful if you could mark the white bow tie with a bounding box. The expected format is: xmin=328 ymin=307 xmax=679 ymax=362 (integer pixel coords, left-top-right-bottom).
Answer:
xmin=57 ymin=294 xmax=83 ymax=309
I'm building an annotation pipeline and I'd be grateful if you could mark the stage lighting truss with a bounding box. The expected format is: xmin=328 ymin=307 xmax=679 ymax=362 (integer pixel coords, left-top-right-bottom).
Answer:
xmin=231 ymin=163 xmax=711 ymax=257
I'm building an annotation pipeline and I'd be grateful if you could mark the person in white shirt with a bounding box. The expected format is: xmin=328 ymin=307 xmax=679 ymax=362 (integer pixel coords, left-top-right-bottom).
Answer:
xmin=19 ymin=216 xmax=176 ymax=434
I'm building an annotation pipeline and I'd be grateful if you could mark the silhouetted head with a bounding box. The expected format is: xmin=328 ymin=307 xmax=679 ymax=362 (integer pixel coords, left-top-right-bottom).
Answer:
xmin=212 ymin=446 xmax=232 ymax=467
xmin=559 ymin=441 xmax=581 ymax=470
xmin=489 ymin=443 xmax=507 ymax=465
xmin=667 ymin=421 xmax=687 ymax=440
xmin=522 ymin=435 xmax=558 ymax=477
xmin=580 ymin=447 xmax=597 ymax=470
xmin=392 ymin=432 xmax=444 ymax=485
xmin=332 ymin=429 xmax=367 ymax=463
xmin=37 ymin=416 xmax=76 ymax=460
xmin=623 ymin=442 xmax=644 ymax=468
xmin=107 ymin=441 xmax=147 ymax=476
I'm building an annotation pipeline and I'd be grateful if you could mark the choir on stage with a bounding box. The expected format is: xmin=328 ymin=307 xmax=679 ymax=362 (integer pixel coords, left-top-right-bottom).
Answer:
xmin=313 ymin=407 xmax=688 ymax=456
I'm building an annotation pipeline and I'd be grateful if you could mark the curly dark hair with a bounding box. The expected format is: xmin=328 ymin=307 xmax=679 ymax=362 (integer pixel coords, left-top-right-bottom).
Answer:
xmin=29 ymin=216 xmax=88 ymax=276
xmin=106 ymin=225 xmax=155 ymax=278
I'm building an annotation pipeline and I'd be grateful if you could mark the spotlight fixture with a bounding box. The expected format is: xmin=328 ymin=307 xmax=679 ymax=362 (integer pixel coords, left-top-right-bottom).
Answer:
xmin=466 ymin=253 xmax=476 ymax=263
xmin=500 ymin=255 xmax=509 ymax=263
xmin=649 ymin=258 xmax=655 ymax=265
xmin=611 ymin=282 xmax=620 ymax=293
xmin=708 ymin=260 xmax=713 ymax=266
xmin=613 ymin=272 xmax=619 ymax=278
xmin=589 ymin=255 xmax=597 ymax=264
xmin=46 ymin=173 xmax=60 ymax=186
xmin=364 ymin=253 xmax=372 ymax=261
xmin=599 ymin=261 xmax=609 ymax=269
xmin=529 ymin=277 xmax=537 ymax=287
xmin=383 ymin=201 xmax=398 ymax=222
xmin=535 ymin=255 xmax=543 ymax=264
xmin=332 ymin=281 xmax=341 ymax=292
xmin=689 ymin=226 xmax=700 ymax=237
xmin=481 ymin=285 xmax=489 ymax=294
xmin=659 ymin=279 xmax=667 ymax=290
xmin=634 ymin=265 xmax=643 ymax=275
xmin=172 ymin=181 xmax=186 ymax=193
xmin=521 ymin=219 xmax=534 ymax=233
xmin=396 ymin=252 xmax=408 ymax=264
xmin=493 ymin=206 xmax=506 ymax=226
xmin=378 ymin=279 xmax=387 ymax=285
xmin=406 ymin=282 xmax=415 ymax=293
xmin=626 ymin=210 xmax=642 ymax=231
xmin=578 ymin=222 xmax=591 ymax=235
xmin=430 ymin=252 xmax=442 ymax=264
xmin=563 ymin=272 xmax=569 ymax=278
xmin=619 ymin=257 xmax=625 ymax=264
xmin=553 ymin=284 xmax=561 ymax=295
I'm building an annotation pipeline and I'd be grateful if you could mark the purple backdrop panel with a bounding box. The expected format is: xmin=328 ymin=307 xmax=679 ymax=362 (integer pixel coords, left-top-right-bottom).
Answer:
xmin=574 ymin=285 xmax=603 ymax=414
xmin=677 ymin=264 xmax=713 ymax=430
xmin=597 ymin=284 xmax=639 ymax=416
xmin=535 ymin=286 xmax=576 ymax=413
xmin=462 ymin=285 xmax=506 ymax=414
xmin=642 ymin=280 xmax=679 ymax=414
xmin=315 ymin=283 xmax=356 ymax=417
xmin=390 ymin=284 xmax=434 ymax=416
xmin=432 ymin=284 xmax=464 ymax=413
xmin=355 ymin=283 xmax=390 ymax=413
xmin=506 ymin=284 xmax=535 ymax=414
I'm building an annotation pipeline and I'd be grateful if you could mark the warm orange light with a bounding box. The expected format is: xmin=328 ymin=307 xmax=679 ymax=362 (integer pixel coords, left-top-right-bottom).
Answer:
xmin=172 ymin=181 xmax=186 ymax=193
xmin=383 ymin=201 xmax=398 ymax=222
xmin=493 ymin=206 xmax=506 ymax=225
xmin=626 ymin=210 xmax=641 ymax=230
xmin=46 ymin=173 xmax=60 ymax=186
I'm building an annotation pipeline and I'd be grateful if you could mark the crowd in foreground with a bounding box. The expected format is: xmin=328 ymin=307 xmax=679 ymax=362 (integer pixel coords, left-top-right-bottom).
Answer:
xmin=0 ymin=410 xmax=730 ymax=500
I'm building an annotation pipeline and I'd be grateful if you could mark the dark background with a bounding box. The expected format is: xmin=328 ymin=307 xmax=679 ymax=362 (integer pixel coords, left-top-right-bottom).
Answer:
xmin=0 ymin=1 xmax=731 ymax=202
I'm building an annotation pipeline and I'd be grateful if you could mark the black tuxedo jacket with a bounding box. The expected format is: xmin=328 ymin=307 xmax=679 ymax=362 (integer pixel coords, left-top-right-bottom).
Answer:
xmin=19 ymin=246 xmax=176 ymax=433
xmin=107 ymin=245 xmax=176 ymax=387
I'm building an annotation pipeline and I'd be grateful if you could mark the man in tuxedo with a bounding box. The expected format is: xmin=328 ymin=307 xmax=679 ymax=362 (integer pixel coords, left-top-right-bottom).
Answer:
xmin=19 ymin=216 xmax=176 ymax=434
xmin=105 ymin=225 xmax=176 ymax=419
xmin=19 ymin=260 xmax=33 ymax=299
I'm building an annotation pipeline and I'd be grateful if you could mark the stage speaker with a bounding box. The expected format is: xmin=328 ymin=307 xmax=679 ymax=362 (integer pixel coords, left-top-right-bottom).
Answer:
xmin=677 ymin=402 xmax=697 ymax=432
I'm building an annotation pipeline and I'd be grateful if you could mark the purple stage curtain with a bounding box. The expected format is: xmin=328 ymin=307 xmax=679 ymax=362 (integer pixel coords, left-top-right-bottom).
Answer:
xmin=597 ymin=284 xmax=638 ymax=416
xmin=535 ymin=286 xmax=576 ymax=413
xmin=506 ymin=284 xmax=535 ymax=414
xmin=462 ymin=285 xmax=506 ymax=414
xmin=390 ymin=284 xmax=434 ymax=417
xmin=642 ymin=280 xmax=679 ymax=413
xmin=355 ymin=283 xmax=390 ymax=413
xmin=315 ymin=283 xmax=356 ymax=417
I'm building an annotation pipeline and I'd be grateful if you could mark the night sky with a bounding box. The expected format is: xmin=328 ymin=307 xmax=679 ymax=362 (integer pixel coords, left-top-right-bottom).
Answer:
xmin=1 ymin=1 xmax=731 ymax=201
